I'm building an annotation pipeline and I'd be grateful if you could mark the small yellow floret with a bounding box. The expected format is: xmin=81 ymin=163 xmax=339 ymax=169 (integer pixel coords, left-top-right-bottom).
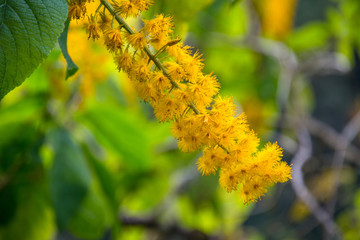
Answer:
xmin=79 ymin=1 xmax=293 ymax=204
xmin=104 ymin=28 xmax=123 ymax=52
xmin=197 ymin=146 xmax=227 ymax=175
xmin=126 ymin=31 xmax=147 ymax=50
xmin=219 ymin=168 xmax=241 ymax=193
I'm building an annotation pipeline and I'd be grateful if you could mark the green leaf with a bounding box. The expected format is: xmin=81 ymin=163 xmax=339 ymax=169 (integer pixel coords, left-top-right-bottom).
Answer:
xmin=230 ymin=0 xmax=243 ymax=7
xmin=82 ymin=145 xmax=121 ymax=238
xmin=78 ymin=105 xmax=152 ymax=172
xmin=58 ymin=18 xmax=79 ymax=79
xmin=0 ymin=183 xmax=55 ymax=240
xmin=286 ymin=22 xmax=329 ymax=52
xmin=49 ymin=128 xmax=92 ymax=230
xmin=68 ymin=190 xmax=110 ymax=239
xmin=85 ymin=148 xmax=117 ymax=210
xmin=0 ymin=0 xmax=68 ymax=100
xmin=0 ymin=97 xmax=45 ymax=149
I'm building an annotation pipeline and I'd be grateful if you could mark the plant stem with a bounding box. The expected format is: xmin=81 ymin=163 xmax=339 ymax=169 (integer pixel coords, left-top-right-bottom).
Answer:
xmin=94 ymin=3 xmax=103 ymax=17
xmin=100 ymin=0 xmax=200 ymax=114
xmin=100 ymin=0 xmax=230 ymax=153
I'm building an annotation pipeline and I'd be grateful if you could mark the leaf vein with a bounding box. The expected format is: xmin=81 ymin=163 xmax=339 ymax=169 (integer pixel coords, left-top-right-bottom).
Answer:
xmin=0 ymin=0 xmax=8 ymax=29
xmin=23 ymin=0 xmax=45 ymax=54
xmin=6 ymin=2 xmax=32 ymax=68
xmin=1 ymin=23 xmax=15 ymax=87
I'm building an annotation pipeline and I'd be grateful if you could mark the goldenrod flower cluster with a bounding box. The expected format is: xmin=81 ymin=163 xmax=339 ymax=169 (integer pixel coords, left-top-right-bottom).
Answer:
xmin=69 ymin=0 xmax=292 ymax=204
xmin=68 ymin=0 xmax=92 ymax=20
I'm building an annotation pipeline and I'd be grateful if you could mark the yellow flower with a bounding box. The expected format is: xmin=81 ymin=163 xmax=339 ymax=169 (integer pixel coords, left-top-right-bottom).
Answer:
xmin=197 ymin=146 xmax=224 ymax=175
xmin=144 ymin=14 xmax=173 ymax=48
xmin=115 ymin=48 xmax=133 ymax=72
xmin=177 ymin=133 xmax=205 ymax=152
xmin=134 ymin=81 xmax=157 ymax=102
xmin=76 ymin=0 xmax=293 ymax=204
xmin=181 ymin=51 xmax=204 ymax=81
xmin=241 ymin=176 xmax=268 ymax=204
xmin=253 ymin=142 xmax=283 ymax=167
xmin=231 ymin=130 xmax=260 ymax=161
xmin=86 ymin=14 xmax=101 ymax=40
xmin=219 ymin=168 xmax=241 ymax=193
xmin=167 ymin=44 xmax=192 ymax=61
xmin=68 ymin=1 xmax=86 ymax=20
xmin=98 ymin=12 xmax=112 ymax=31
xmin=151 ymin=71 xmax=172 ymax=92
xmin=104 ymin=28 xmax=123 ymax=52
xmin=153 ymin=96 xmax=185 ymax=122
xmin=187 ymin=82 xmax=213 ymax=108
xmin=112 ymin=0 xmax=152 ymax=18
xmin=196 ymin=73 xmax=220 ymax=98
xmin=210 ymin=96 xmax=236 ymax=121
xmin=112 ymin=0 xmax=138 ymax=17
xmin=164 ymin=61 xmax=184 ymax=81
xmin=129 ymin=57 xmax=151 ymax=82
xmin=64 ymin=17 xmax=113 ymax=99
xmin=172 ymin=89 xmax=191 ymax=104
xmin=171 ymin=119 xmax=186 ymax=139
xmin=126 ymin=31 xmax=147 ymax=50
xmin=144 ymin=14 xmax=173 ymax=34
xmin=131 ymin=0 xmax=153 ymax=13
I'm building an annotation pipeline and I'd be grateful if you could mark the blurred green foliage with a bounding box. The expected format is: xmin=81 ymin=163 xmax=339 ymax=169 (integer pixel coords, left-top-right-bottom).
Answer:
xmin=1 ymin=0 xmax=360 ymax=239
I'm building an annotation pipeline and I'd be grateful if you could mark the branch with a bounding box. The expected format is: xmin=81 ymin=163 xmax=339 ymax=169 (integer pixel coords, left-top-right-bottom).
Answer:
xmin=203 ymin=29 xmax=299 ymax=140
xmin=100 ymin=0 xmax=234 ymax=154
xmin=326 ymin=110 xmax=360 ymax=217
xmin=284 ymin=115 xmax=360 ymax=165
xmin=118 ymin=161 xmax=219 ymax=239
xmin=291 ymin=124 xmax=341 ymax=239
xmin=119 ymin=214 xmax=219 ymax=240
xmin=100 ymin=0 xmax=200 ymax=115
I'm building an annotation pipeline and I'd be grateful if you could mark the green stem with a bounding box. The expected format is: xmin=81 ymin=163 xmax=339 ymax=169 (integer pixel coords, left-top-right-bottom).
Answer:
xmin=100 ymin=0 xmax=229 ymax=153
xmin=219 ymin=144 xmax=230 ymax=154
xmin=94 ymin=3 xmax=103 ymax=18
xmin=100 ymin=0 xmax=200 ymax=114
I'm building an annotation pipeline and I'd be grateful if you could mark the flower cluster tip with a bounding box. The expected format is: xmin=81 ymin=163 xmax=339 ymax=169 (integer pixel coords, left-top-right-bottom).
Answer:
xmin=68 ymin=0 xmax=292 ymax=204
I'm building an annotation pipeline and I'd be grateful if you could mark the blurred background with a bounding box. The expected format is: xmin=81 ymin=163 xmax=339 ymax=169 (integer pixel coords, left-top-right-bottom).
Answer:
xmin=1 ymin=0 xmax=360 ymax=239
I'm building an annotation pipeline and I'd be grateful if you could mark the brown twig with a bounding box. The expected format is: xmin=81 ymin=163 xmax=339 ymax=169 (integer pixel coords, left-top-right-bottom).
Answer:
xmin=119 ymin=214 xmax=219 ymax=240
xmin=304 ymin=116 xmax=360 ymax=165
xmin=326 ymin=110 xmax=360 ymax=220
xmin=284 ymin=115 xmax=360 ymax=165
xmin=117 ymin=161 xmax=220 ymax=239
xmin=290 ymin=124 xmax=342 ymax=239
